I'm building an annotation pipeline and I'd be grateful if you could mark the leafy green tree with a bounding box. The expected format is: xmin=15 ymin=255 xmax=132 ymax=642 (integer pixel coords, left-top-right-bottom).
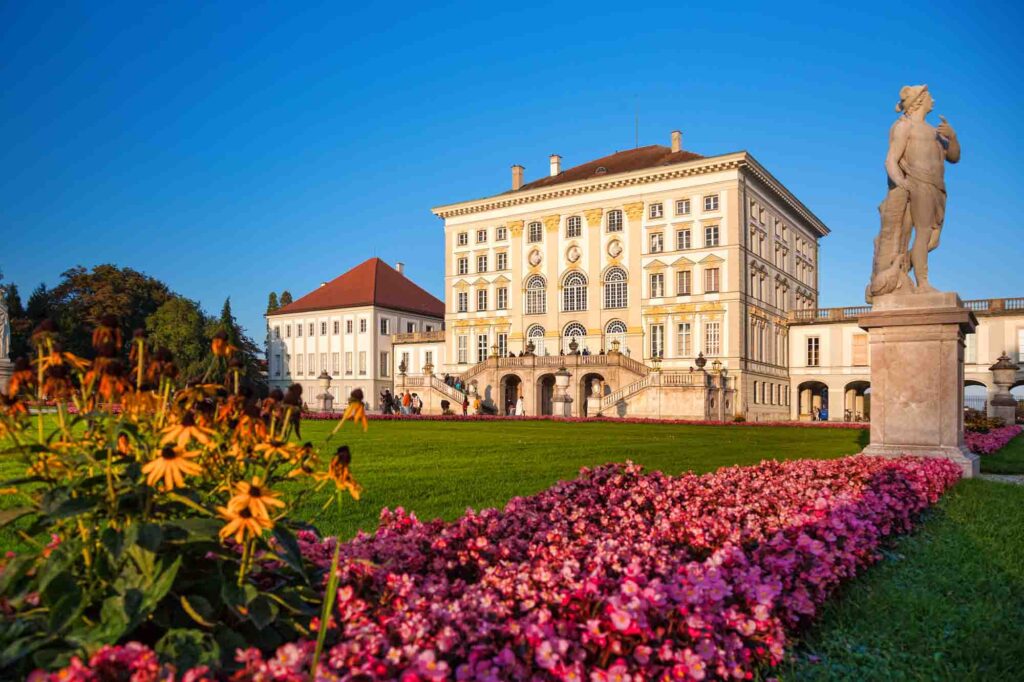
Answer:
xmin=279 ymin=291 xmax=293 ymax=307
xmin=2 ymin=283 xmax=30 ymax=359
xmin=211 ymin=297 xmax=265 ymax=394
xmin=25 ymin=283 xmax=51 ymax=323
xmin=266 ymin=292 xmax=279 ymax=314
xmin=49 ymin=265 xmax=172 ymax=355
xmin=146 ymin=297 xmax=211 ymax=381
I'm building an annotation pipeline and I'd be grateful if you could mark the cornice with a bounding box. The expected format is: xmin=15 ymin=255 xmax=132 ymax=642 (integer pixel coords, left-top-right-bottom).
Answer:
xmin=431 ymin=151 xmax=830 ymax=238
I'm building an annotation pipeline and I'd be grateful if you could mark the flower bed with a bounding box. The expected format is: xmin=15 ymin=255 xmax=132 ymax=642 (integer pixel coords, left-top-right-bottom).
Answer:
xmin=35 ymin=455 xmax=960 ymax=681
xmin=301 ymin=411 xmax=868 ymax=429
xmin=964 ymin=424 xmax=1022 ymax=455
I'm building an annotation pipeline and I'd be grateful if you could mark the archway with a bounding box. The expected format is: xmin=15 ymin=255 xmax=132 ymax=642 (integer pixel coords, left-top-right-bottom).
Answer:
xmin=797 ymin=380 xmax=829 ymax=421
xmin=578 ymin=372 xmax=607 ymax=417
xmin=537 ymin=373 xmax=556 ymax=416
xmin=964 ymin=380 xmax=987 ymax=414
xmin=500 ymin=374 xmax=523 ymax=416
xmin=843 ymin=381 xmax=871 ymax=422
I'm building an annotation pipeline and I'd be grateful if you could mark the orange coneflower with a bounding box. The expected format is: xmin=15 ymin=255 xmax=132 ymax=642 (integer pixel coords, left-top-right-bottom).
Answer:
xmin=146 ymin=347 xmax=178 ymax=384
xmin=217 ymin=505 xmax=273 ymax=544
xmin=332 ymin=389 xmax=368 ymax=434
xmin=160 ymin=411 xmax=215 ymax=448
xmin=0 ymin=391 xmax=28 ymax=418
xmin=227 ymin=476 xmax=286 ymax=521
xmin=39 ymin=346 xmax=90 ymax=374
xmin=41 ymin=364 xmax=74 ymax=400
xmin=142 ymin=445 xmax=202 ymax=490
xmin=83 ymin=357 xmax=132 ymax=402
xmin=315 ymin=445 xmax=362 ymax=500
xmin=211 ymin=331 xmax=238 ymax=359
xmin=91 ymin=314 xmax=122 ymax=355
xmin=30 ymin=319 xmax=58 ymax=348
xmin=7 ymin=357 xmax=35 ymax=396
xmin=254 ymin=440 xmax=297 ymax=461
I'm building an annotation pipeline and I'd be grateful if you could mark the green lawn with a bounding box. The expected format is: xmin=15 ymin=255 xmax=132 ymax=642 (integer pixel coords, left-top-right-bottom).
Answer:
xmin=979 ymin=432 xmax=1024 ymax=474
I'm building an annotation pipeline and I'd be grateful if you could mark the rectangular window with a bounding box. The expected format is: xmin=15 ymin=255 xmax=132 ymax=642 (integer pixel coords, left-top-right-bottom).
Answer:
xmin=458 ymin=257 xmax=468 ymax=275
xmin=477 ymin=289 xmax=488 ymax=311
xmin=496 ymin=252 xmax=507 ymax=270
xmin=676 ymin=229 xmax=691 ymax=250
xmin=496 ymin=225 xmax=507 ymax=240
xmin=704 ymin=321 xmax=721 ymax=356
xmin=457 ymin=335 xmax=468 ymax=364
xmin=807 ymin=337 xmax=820 ymax=367
xmin=704 ymin=267 xmax=720 ymax=293
xmin=650 ymin=232 xmax=664 ymax=253
xmin=308 ymin=354 xmax=315 ymax=375
xmin=650 ymin=324 xmax=665 ymax=358
xmin=677 ymin=322 xmax=691 ymax=357
xmin=677 ymin=270 xmax=692 ymax=295
xmin=358 ymin=351 xmax=367 ymax=375
xmin=273 ymin=326 xmax=280 ymax=339
xmin=477 ymin=255 xmax=487 ymax=273
xmin=498 ymin=333 xmax=508 ymax=356
xmin=457 ymin=232 xmax=468 ymax=246
xmin=476 ymin=229 xmax=487 ymax=243
xmin=457 ymin=292 xmax=468 ymax=313
xmin=296 ymin=353 xmax=304 ymax=376
xmin=965 ymin=332 xmax=977 ymax=364
xmin=333 ymin=320 xmax=339 ymax=334
xmin=607 ymin=210 xmax=623 ymax=232
xmin=649 ymin=202 xmax=663 ymax=219
xmin=566 ymin=216 xmax=582 ymax=237
xmin=852 ymin=334 xmax=868 ymax=366
xmin=528 ymin=222 xmax=543 ymax=242
xmin=297 ymin=323 xmax=303 ymax=337
xmin=380 ymin=352 xmax=390 ymax=377
xmin=425 ymin=350 xmax=433 ymax=366
xmin=704 ymin=194 xmax=719 ymax=211
xmin=273 ymin=353 xmax=281 ymax=376
xmin=425 ymin=324 xmax=433 ymax=332
xmin=477 ymin=334 xmax=489 ymax=363
xmin=753 ymin=381 xmax=759 ymax=404
xmin=320 ymin=353 xmax=327 ymax=375
xmin=309 ymin=323 xmax=314 ymax=336
xmin=346 ymin=320 xmax=353 ymax=333
xmin=321 ymin=321 xmax=327 ymax=335
xmin=359 ymin=319 xmax=367 ymax=333
xmin=650 ymin=273 xmax=665 ymax=298
xmin=378 ymin=318 xmax=388 ymax=335
xmin=285 ymin=324 xmax=291 ymax=338
xmin=497 ymin=287 xmax=508 ymax=310
xmin=332 ymin=352 xmax=340 ymax=376
xmin=675 ymin=198 xmax=691 ymax=215
xmin=406 ymin=322 xmax=415 ymax=333
xmin=401 ymin=352 xmax=410 ymax=371
xmin=704 ymin=225 xmax=720 ymax=246
xmin=344 ymin=352 xmax=352 ymax=374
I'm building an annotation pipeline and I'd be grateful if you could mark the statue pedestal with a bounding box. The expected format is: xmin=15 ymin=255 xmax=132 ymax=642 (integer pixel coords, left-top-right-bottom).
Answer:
xmin=0 ymin=358 xmax=11 ymax=393
xmin=858 ymin=292 xmax=979 ymax=477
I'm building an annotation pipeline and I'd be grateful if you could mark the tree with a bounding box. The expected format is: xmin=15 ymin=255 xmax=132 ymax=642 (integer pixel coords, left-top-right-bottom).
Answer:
xmin=48 ymin=265 xmax=173 ymax=355
xmin=2 ymin=283 xmax=30 ymax=359
xmin=266 ymin=292 xmax=279 ymax=314
xmin=279 ymin=291 xmax=293 ymax=307
xmin=146 ymin=297 xmax=211 ymax=381
xmin=25 ymin=283 xmax=51 ymax=323
xmin=211 ymin=297 xmax=265 ymax=394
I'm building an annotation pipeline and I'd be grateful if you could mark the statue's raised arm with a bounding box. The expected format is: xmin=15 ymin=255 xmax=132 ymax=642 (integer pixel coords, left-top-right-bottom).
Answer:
xmin=866 ymin=84 xmax=960 ymax=302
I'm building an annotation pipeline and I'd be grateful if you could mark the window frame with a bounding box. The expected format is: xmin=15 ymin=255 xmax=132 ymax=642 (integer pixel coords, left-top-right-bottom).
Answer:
xmin=704 ymin=194 xmax=719 ymax=212
xmin=606 ymin=210 xmax=623 ymax=233
xmin=649 ymin=202 xmax=663 ymax=219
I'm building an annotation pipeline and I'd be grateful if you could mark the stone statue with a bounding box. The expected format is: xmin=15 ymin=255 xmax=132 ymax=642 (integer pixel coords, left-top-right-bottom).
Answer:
xmin=866 ymin=84 xmax=960 ymax=302
xmin=0 ymin=300 xmax=9 ymax=360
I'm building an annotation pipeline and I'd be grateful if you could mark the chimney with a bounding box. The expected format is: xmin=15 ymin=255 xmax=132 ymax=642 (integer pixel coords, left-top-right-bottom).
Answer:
xmin=671 ymin=130 xmax=682 ymax=153
xmin=549 ymin=154 xmax=561 ymax=177
xmin=511 ymin=164 xmax=524 ymax=191
xmin=319 ymin=282 xmax=327 ymax=288
xmin=395 ymin=262 xmax=405 ymax=275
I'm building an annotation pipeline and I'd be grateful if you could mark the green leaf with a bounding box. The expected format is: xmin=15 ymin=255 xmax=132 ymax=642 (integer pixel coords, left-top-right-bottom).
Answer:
xmin=155 ymin=628 xmax=221 ymax=671
xmin=47 ymin=590 xmax=83 ymax=632
xmin=0 ymin=507 xmax=34 ymax=529
xmin=0 ymin=476 xmax=43 ymax=487
xmin=137 ymin=523 xmax=163 ymax=552
xmin=180 ymin=594 xmax=216 ymax=628
xmin=46 ymin=495 xmax=98 ymax=521
xmin=246 ymin=595 xmax=278 ymax=630
xmin=140 ymin=556 xmax=181 ymax=613
xmin=271 ymin=525 xmax=308 ymax=582
xmin=165 ymin=492 xmax=214 ymax=517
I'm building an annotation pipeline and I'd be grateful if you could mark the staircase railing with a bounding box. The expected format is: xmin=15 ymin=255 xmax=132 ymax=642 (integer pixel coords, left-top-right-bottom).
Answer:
xmin=599 ymin=375 xmax=653 ymax=412
xmin=430 ymin=375 xmax=466 ymax=402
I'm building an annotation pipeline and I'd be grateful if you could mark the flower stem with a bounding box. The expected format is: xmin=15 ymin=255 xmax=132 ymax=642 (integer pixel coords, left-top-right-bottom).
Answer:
xmin=312 ymin=541 xmax=342 ymax=674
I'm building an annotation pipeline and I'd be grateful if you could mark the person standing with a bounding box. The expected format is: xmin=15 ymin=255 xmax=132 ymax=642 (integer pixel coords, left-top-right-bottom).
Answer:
xmin=461 ymin=396 xmax=469 ymax=416
xmin=515 ymin=394 xmax=525 ymax=416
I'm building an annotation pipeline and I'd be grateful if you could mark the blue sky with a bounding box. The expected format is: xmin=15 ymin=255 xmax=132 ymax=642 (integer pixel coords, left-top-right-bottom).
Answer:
xmin=2 ymin=1 xmax=1022 ymax=339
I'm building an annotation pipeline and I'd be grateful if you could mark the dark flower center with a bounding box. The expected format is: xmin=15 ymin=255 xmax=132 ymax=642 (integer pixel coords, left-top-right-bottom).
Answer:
xmin=161 ymin=446 xmax=177 ymax=460
xmin=249 ymin=486 xmax=262 ymax=497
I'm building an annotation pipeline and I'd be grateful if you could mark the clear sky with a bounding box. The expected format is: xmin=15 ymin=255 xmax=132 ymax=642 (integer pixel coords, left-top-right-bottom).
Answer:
xmin=2 ymin=1 xmax=1022 ymax=340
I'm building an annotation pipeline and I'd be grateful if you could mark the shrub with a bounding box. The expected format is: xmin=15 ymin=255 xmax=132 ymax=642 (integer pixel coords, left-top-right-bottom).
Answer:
xmin=0 ymin=318 xmax=361 ymax=677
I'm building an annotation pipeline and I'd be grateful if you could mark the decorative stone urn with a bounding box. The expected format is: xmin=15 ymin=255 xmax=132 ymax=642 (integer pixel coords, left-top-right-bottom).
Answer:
xmin=694 ymin=352 xmax=707 ymax=369
xmin=525 ymin=340 xmax=536 ymax=356
xmin=551 ymin=367 xmax=573 ymax=417
xmin=423 ymin=362 xmax=434 ymax=376
xmin=317 ymin=370 xmax=334 ymax=412
xmin=610 ymin=339 xmax=621 ymax=355
xmin=398 ymin=358 xmax=408 ymax=376
xmin=568 ymin=338 xmax=579 ymax=355
xmin=989 ymin=352 xmax=1020 ymax=425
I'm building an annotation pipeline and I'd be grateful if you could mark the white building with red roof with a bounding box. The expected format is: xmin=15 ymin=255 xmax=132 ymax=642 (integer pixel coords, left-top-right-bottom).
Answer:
xmin=266 ymin=257 xmax=444 ymax=406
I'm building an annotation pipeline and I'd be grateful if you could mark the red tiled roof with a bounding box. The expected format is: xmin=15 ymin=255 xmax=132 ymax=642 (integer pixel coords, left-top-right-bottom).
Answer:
xmin=517 ymin=145 xmax=704 ymax=191
xmin=272 ymin=258 xmax=444 ymax=319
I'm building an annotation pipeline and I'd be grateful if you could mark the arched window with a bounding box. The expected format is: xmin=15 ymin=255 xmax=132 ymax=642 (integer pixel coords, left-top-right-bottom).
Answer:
xmin=603 ymin=267 xmax=627 ymax=309
xmin=605 ymin=320 xmax=627 ymax=335
xmin=563 ymin=322 xmax=587 ymax=352
xmin=526 ymin=324 xmax=546 ymax=355
xmin=607 ymin=209 xmax=623 ymax=232
xmin=525 ymin=275 xmax=546 ymax=315
xmin=566 ymin=215 xmax=582 ymax=238
xmin=562 ymin=272 xmax=588 ymax=312
xmin=528 ymin=221 xmax=543 ymax=242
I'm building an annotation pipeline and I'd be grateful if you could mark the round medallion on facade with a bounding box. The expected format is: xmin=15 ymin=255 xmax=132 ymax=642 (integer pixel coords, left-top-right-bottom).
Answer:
xmin=607 ymin=240 xmax=623 ymax=258
xmin=528 ymin=249 xmax=542 ymax=267
xmin=566 ymin=245 xmax=581 ymax=263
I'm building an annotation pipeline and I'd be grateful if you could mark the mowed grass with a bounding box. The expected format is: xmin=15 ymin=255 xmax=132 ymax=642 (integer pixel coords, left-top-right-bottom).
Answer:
xmin=979 ymin=432 xmax=1024 ymax=474
xmin=781 ymin=478 xmax=1024 ymax=681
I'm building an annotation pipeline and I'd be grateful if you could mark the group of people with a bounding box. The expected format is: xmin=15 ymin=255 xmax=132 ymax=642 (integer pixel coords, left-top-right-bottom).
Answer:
xmin=379 ymin=389 xmax=423 ymax=415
